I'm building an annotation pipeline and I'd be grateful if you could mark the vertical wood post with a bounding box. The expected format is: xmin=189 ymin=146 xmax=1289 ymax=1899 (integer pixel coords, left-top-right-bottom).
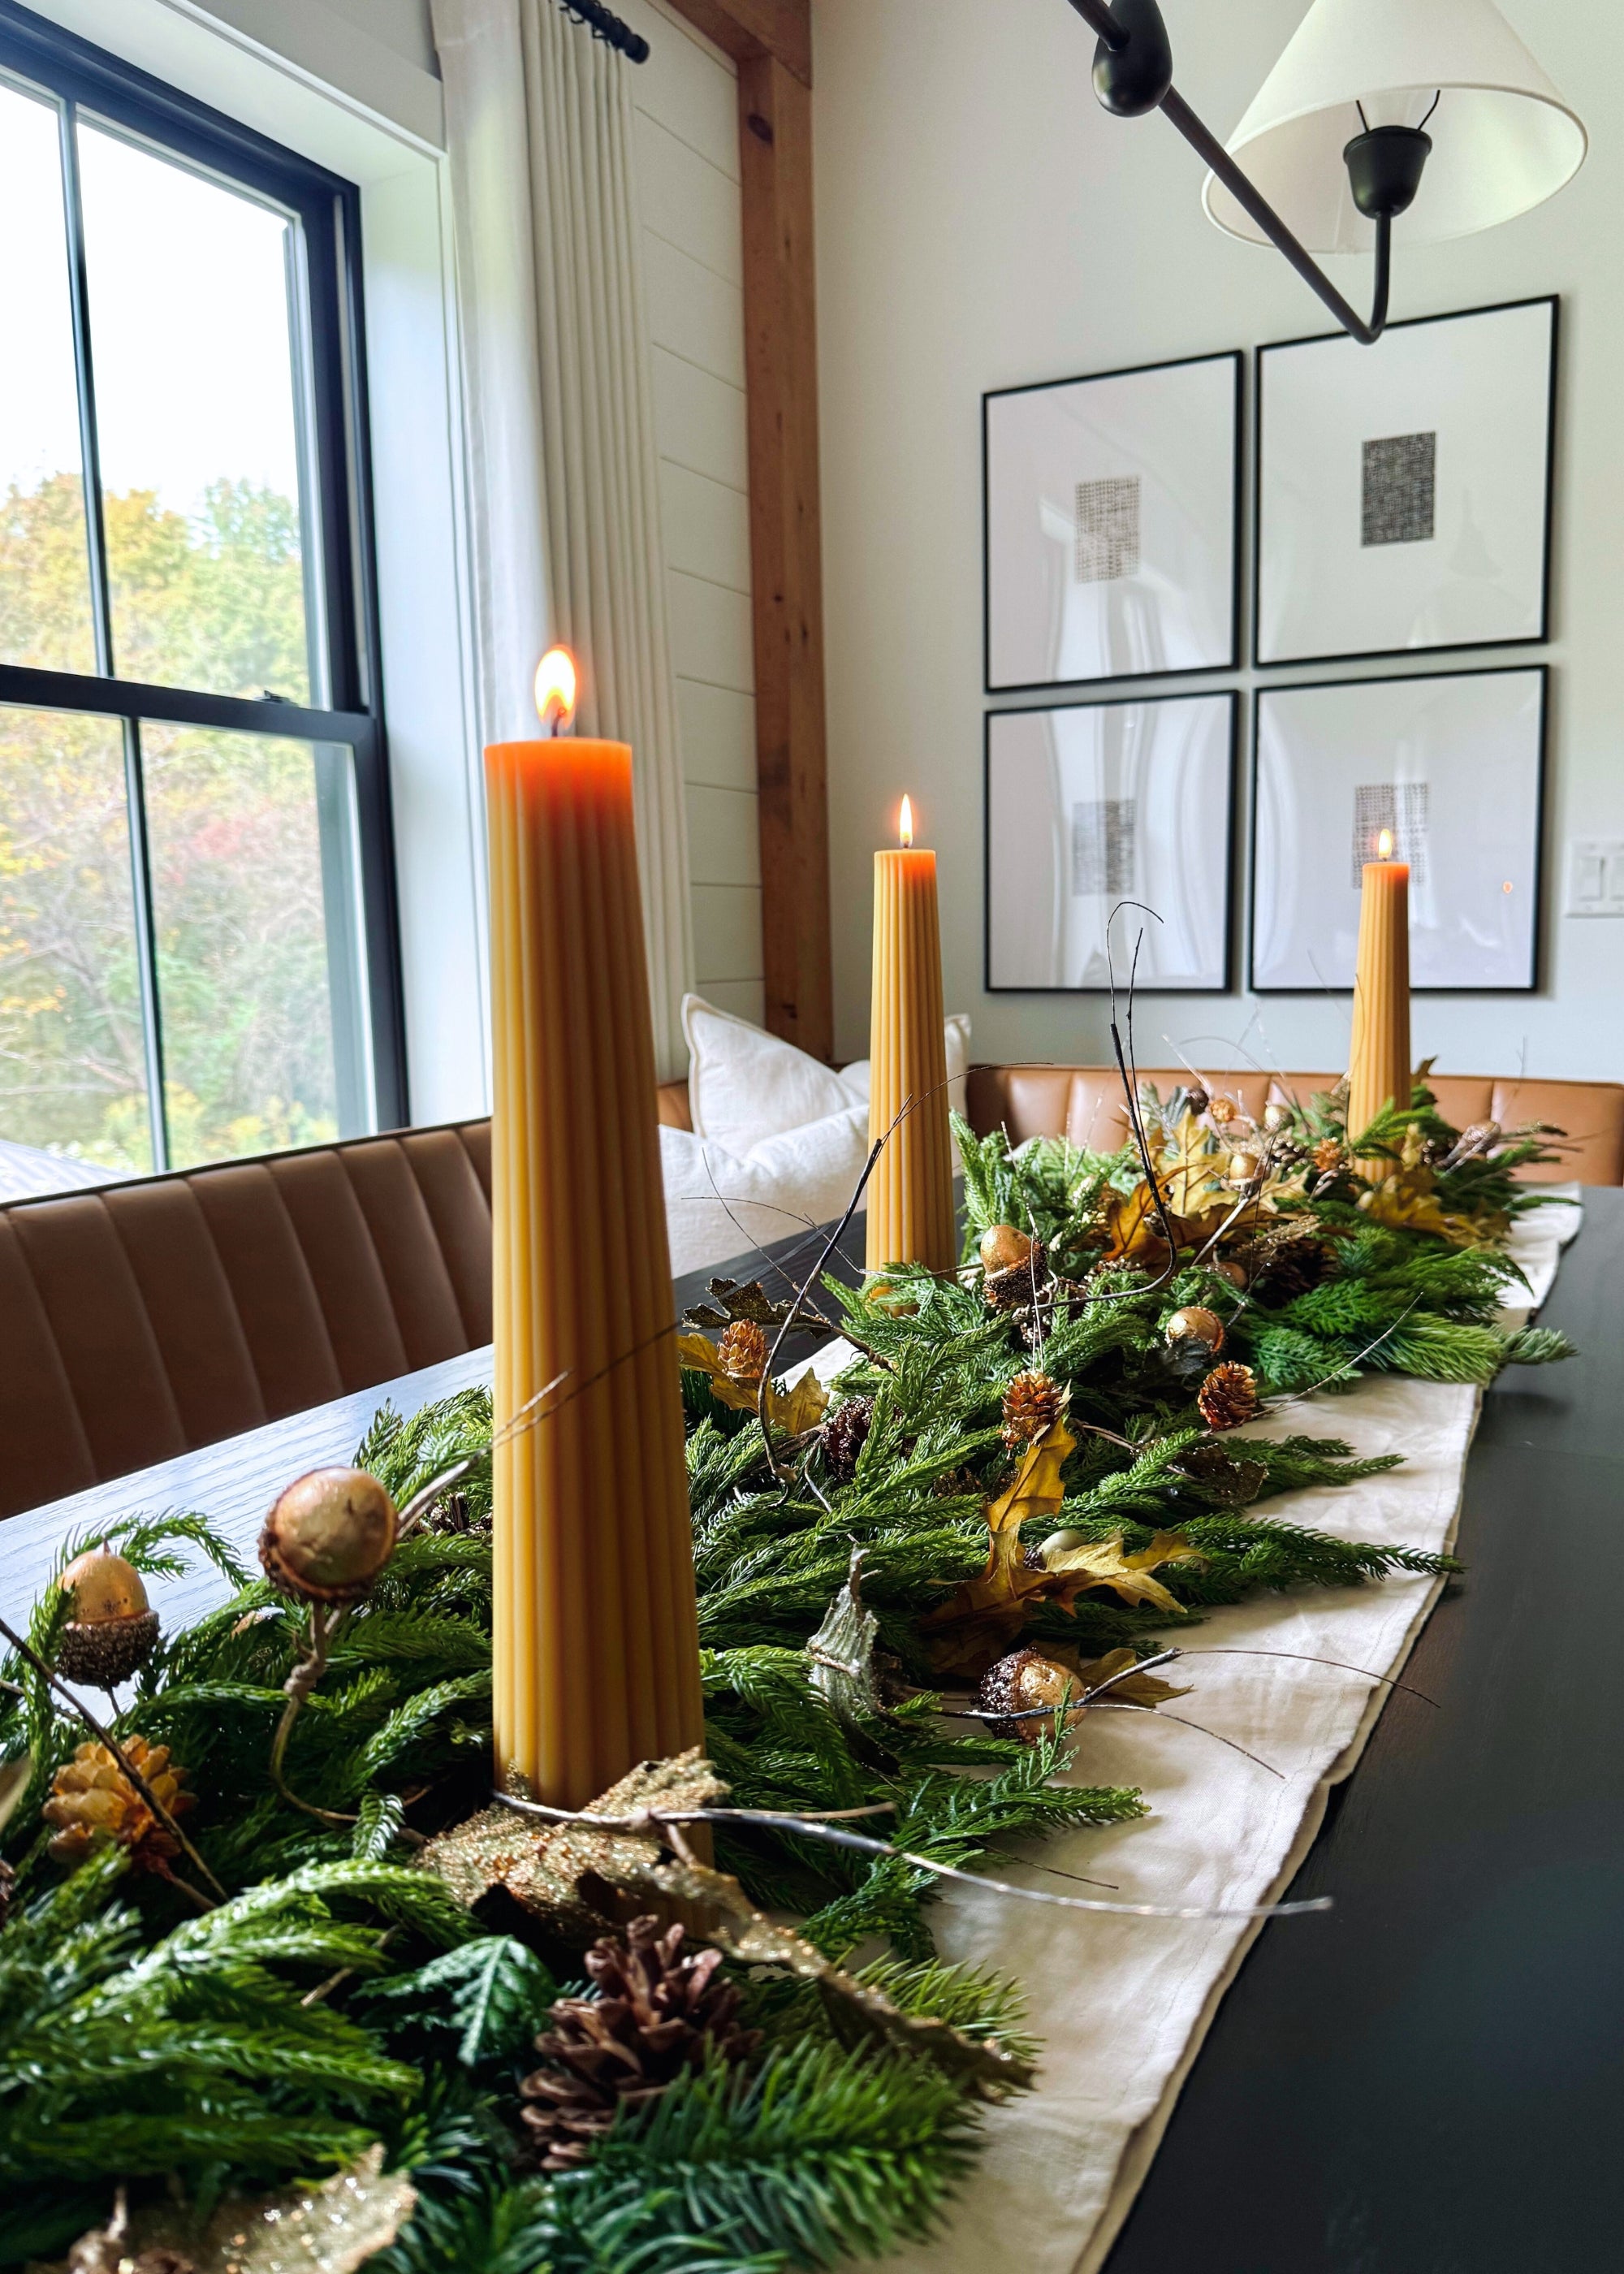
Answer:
xmin=736 ymin=50 xmax=831 ymax=1058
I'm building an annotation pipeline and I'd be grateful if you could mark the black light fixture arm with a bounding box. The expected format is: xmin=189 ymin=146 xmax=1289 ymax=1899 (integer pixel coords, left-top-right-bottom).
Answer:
xmin=1065 ymin=0 xmax=1421 ymax=344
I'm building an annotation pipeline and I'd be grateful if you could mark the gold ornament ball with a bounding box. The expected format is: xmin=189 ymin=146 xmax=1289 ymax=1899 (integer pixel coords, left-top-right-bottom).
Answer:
xmin=1165 ymin=1305 xmax=1226 ymax=1356
xmin=978 ymin=1224 xmax=1034 ymax=1278
xmin=1207 ymin=1096 xmax=1237 ymax=1126
xmin=1215 ymin=1258 xmax=1248 ymax=1290
xmin=260 ymin=1468 xmax=399 ymax=1604
xmin=54 ymin=1548 xmax=160 ymax=1689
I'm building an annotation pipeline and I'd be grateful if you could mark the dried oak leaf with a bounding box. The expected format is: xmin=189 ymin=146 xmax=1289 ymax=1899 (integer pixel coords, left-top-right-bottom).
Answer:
xmin=682 ymin=1277 xmax=798 ymax=1331
xmin=418 ymin=1750 xmax=725 ymax=1941
xmin=917 ymin=1413 xmax=1203 ymax=1681
xmin=676 ymin=1332 xmax=831 ymax=1435
xmin=579 ymin=1855 xmax=1034 ymax=2099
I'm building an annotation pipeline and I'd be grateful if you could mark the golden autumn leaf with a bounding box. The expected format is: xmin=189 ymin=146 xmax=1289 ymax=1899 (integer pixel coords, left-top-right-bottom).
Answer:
xmin=675 ymin=1331 xmax=830 ymax=1433
xmin=1070 ymin=1645 xmax=1190 ymax=1709
xmin=986 ymin=1410 xmax=1077 ymax=1535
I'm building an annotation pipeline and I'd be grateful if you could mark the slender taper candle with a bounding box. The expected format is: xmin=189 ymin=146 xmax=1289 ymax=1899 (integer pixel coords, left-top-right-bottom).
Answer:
xmin=866 ymin=797 xmax=956 ymax=1277
xmin=487 ymin=650 xmax=704 ymax=1807
xmin=1347 ymin=827 xmax=1412 ymax=1161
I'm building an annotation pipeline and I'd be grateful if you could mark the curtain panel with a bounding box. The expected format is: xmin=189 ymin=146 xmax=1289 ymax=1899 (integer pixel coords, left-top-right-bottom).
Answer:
xmin=433 ymin=0 xmax=695 ymax=1080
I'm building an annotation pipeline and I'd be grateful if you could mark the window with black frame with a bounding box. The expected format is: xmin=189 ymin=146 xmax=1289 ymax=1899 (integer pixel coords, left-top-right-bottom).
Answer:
xmin=0 ymin=4 xmax=403 ymax=1181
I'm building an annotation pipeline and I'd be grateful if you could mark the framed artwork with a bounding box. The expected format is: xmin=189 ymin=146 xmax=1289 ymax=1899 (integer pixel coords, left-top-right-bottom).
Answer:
xmin=983 ymin=350 xmax=1241 ymax=693
xmin=985 ymin=690 xmax=1237 ymax=993
xmin=1255 ymin=296 xmax=1557 ymax=667
xmin=1250 ymin=666 xmax=1547 ymax=994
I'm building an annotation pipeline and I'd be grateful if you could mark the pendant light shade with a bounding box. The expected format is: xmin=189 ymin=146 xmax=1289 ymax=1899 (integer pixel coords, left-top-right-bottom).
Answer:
xmin=1202 ymin=0 xmax=1586 ymax=254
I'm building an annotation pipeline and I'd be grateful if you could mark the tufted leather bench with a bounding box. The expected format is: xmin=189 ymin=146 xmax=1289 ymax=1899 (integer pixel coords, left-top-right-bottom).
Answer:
xmin=964 ymin=1068 xmax=1624 ymax=1187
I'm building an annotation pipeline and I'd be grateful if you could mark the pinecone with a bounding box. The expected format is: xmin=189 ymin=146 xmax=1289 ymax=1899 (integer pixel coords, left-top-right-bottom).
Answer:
xmin=1197 ymin=1362 xmax=1260 ymax=1433
xmin=0 ymin=1857 xmax=14 ymax=1926
xmin=1251 ymin=1233 xmax=1334 ymax=1303
xmin=1001 ymin=1371 xmax=1061 ymax=1449
xmin=43 ymin=1736 xmax=196 ymax=1874
xmin=716 ymin=1319 xmax=770 ymax=1386
xmin=518 ymin=1917 xmax=760 ymax=2172
xmin=821 ymin=1394 xmax=875 ymax=1484
xmin=1311 ymin=1136 xmax=1345 ymax=1176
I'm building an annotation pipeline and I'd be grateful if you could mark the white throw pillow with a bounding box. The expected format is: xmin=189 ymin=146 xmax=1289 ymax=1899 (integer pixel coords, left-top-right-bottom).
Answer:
xmin=683 ymin=994 xmax=855 ymax=1155
xmin=659 ymin=1105 xmax=872 ymax=1279
xmin=838 ymin=1010 xmax=971 ymax=1124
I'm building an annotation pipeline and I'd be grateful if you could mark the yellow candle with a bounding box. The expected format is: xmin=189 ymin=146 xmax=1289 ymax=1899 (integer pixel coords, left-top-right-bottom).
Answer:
xmin=866 ymin=796 xmax=955 ymax=1276
xmin=1347 ymin=827 xmax=1412 ymax=1158
xmin=487 ymin=650 xmax=703 ymax=1807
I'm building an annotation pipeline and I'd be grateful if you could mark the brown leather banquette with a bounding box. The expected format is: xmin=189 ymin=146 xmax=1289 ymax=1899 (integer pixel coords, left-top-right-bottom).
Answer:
xmin=2 ymin=1068 xmax=1617 ymax=1524
xmin=965 ymin=1067 xmax=1624 ymax=1188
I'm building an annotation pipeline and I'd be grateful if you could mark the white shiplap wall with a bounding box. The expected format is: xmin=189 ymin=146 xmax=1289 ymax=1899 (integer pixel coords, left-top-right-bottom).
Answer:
xmin=620 ymin=0 xmax=763 ymax=1026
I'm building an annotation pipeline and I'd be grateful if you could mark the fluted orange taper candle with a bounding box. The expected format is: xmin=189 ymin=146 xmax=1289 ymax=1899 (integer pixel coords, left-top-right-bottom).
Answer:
xmin=1347 ymin=827 xmax=1412 ymax=1158
xmin=866 ymin=796 xmax=955 ymax=1277
xmin=486 ymin=648 xmax=703 ymax=1807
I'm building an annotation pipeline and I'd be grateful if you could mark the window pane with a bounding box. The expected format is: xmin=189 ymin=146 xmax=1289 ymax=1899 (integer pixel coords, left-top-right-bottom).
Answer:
xmin=142 ymin=724 xmax=370 ymax=1167
xmin=0 ymin=706 xmax=153 ymax=1170
xmin=77 ymin=122 xmax=317 ymax=704
xmin=0 ymin=80 xmax=95 ymax=675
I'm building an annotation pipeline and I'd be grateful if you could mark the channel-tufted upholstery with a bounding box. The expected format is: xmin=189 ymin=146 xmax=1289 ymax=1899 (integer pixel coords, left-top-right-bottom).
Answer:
xmin=0 ymin=1121 xmax=490 ymax=1521
xmin=964 ymin=1068 xmax=1624 ymax=1187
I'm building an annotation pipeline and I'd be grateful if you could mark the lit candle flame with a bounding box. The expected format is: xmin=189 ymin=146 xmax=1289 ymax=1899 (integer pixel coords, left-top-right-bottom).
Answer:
xmin=534 ymin=646 xmax=578 ymax=735
xmin=899 ymin=795 xmax=914 ymax=849
xmin=1376 ymin=828 xmax=1394 ymax=860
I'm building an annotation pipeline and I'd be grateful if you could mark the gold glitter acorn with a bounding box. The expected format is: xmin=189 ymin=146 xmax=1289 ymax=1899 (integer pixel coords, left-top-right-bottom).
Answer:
xmin=1198 ymin=1362 xmax=1260 ymax=1432
xmin=716 ymin=1318 xmax=771 ymax=1386
xmin=1263 ymin=1100 xmax=1292 ymax=1134
xmin=1001 ymin=1370 xmax=1062 ymax=1449
xmin=1227 ymin=1151 xmax=1262 ymax=1188
xmin=44 ymin=1734 xmax=195 ymax=1873
xmin=973 ymin=1648 xmax=1084 ymax=1744
xmin=979 ymin=1224 xmax=1043 ymax=1310
xmin=1164 ymin=1306 xmax=1226 ymax=1358
xmin=259 ymin=1468 xmax=398 ymax=1604
xmin=54 ymin=1548 xmax=160 ymax=1690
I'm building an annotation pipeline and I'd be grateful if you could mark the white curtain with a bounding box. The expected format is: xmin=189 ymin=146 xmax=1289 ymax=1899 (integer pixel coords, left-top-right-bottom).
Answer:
xmin=433 ymin=0 xmax=694 ymax=1080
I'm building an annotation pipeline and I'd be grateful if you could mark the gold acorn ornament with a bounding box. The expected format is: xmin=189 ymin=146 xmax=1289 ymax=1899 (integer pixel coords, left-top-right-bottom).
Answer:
xmin=972 ymin=1647 xmax=1084 ymax=1744
xmin=1198 ymin=1361 xmax=1261 ymax=1432
xmin=1001 ymin=1370 xmax=1062 ymax=1450
xmin=259 ymin=1468 xmax=398 ymax=1605
xmin=1226 ymin=1150 xmax=1262 ymax=1189
xmin=54 ymin=1548 xmax=160 ymax=1691
xmin=1164 ymin=1306 xmax=1226 ymax=1359
xmin=979 ymin=1223 xmax=1043 ymax=1310
xmin=1263 ymin=1100 xmax=1293 ymax=1135
xmin=44 ymin=1734 xmax=196 ymax=1874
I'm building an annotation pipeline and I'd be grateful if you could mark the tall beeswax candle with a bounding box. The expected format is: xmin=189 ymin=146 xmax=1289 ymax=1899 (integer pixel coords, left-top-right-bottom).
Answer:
xmin=1347 ymin=828 xmax=1412 ymax=1161
xmin=865 ymin=798 xmax=956 ymax=1277
xmin=487 ymin=651 xmax=703 ymax=1807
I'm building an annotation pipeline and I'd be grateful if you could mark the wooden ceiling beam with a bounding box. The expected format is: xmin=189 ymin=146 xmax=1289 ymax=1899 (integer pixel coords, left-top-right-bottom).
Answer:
xmin=660 ymin=0 xmax=811 ymax=88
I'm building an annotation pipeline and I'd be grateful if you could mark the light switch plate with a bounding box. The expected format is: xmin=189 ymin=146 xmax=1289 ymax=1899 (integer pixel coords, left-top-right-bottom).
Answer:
xmin=1565 ymin=839 xmax=1624 ymax=917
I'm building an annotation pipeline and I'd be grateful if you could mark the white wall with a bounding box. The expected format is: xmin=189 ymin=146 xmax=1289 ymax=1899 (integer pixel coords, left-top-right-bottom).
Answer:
xmin=813 ymin=0 xmax=1624 ymax=1083
xmin=620 ymin=0 xmax=765 ymax=1027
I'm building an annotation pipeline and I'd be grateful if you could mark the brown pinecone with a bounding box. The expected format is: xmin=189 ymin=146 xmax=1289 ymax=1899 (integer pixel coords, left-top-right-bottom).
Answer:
xmin=1311 ymin=1136 xmax=1345 ymax=1176
xmin=1197 ymin=1362 xmax=1260 ymax=1433
xmin=821 ymin=1394 xmax=875 ymax=1484
xmin=1001 ymin=1371 xmax=1062 ymax=1450
xmin=518 ymin=1917 xmax=760 ymax=2172
xmin=1251 ymin=1233 xmax=1334 ymax=1303
xmin=716 ymin=1320 xmax=770 ymax=1386
xmin=43 ymin=1736 xmax=196 ymax=1874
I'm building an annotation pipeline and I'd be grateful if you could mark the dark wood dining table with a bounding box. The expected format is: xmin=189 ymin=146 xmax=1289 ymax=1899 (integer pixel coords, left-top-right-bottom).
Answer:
xmin=2 ymin=1200 xmax=1611 ymax=2270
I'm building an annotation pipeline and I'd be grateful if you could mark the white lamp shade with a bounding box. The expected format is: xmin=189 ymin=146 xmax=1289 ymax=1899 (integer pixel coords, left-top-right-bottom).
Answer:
xmin=1203 ymin=0 xmax=1586 ymax=253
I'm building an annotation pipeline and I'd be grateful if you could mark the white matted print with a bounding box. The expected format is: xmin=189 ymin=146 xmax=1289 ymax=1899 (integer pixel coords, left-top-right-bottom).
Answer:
xmin=986 ymin=692 xmax=1235 ymax=992
xmin=1251 ymin=669 xmax=1545 ymax=993
xmin=985 ymin=352 xmax=1240 ymax=691
xmin=1256 ymin=298 xmax=1556 ymax=666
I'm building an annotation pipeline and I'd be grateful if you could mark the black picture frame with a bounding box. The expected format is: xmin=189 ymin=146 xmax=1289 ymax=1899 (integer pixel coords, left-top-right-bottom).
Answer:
xmin=983 ymin=348 xmax=1243 ymax=695
xmin=1246 ymin=663 xmax=1549 ymax=996
xmin=1254 ymin=296 xmax=1559 ymax=672
xmin=984 ymin=686 xmax=1239 ymax=996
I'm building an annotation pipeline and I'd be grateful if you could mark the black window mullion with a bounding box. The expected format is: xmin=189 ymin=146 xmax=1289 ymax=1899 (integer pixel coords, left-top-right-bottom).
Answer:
xmin=119 ymin=720 xmax=170 ymax=1172
xmin=56 ymin=95 xmax=114 ymax=678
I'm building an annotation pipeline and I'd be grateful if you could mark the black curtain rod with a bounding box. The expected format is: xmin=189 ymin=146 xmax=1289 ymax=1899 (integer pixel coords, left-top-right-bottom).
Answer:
xmin=558 ymin=0 xmax=650 ymax=64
